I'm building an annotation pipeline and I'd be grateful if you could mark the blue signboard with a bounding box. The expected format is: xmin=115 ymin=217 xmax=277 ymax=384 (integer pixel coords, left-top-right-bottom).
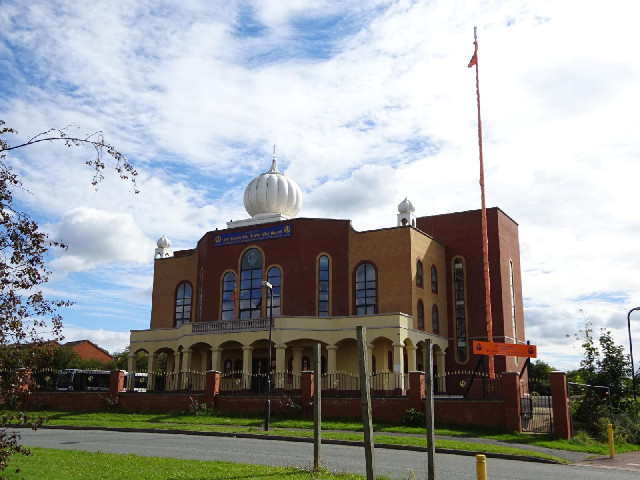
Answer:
xmin=214 ymin=224 xmax=293 ymax=247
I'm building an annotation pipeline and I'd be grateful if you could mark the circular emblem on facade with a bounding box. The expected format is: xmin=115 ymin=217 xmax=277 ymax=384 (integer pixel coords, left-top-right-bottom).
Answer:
xmin=459 ymin=380 xmax=467 ymax=388
xmin=247 ymin=250 xmax=258 ymax=266
xmin=528 ymin=346 xmax=534 ymax=355
xmin=215 ymin=235 xmax=221 ymax=243
xmin=476 ymin=343 xmax=483 ymax=351
xmin=284 ymin=225 xmax=291 ymax=234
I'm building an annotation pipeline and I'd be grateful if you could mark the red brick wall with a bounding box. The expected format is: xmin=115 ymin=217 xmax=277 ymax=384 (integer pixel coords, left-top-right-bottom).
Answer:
xmin=434 ymin=400 xmax=505 ymax=428
xmin=196 ymin=218 xmax=352 ymax=320
xmin=25 ymin=392 xmax=107 ymax=412
xmin=416 ymin=208 xmax=523 ymax=376
xmin=118 ymin=393 xmax=210 ymax=412
xmin=25 ymin=392 xmax=212 ymax=413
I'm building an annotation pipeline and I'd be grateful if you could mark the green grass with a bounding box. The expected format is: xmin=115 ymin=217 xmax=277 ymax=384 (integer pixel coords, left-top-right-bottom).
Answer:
xmin=10 ymin=410 xmax=640 ymax=458
xmin=3 ymin=447 xmax=370 ymax=480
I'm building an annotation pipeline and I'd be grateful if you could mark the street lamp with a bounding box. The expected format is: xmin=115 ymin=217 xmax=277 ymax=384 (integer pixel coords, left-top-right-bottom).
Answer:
xmin=261 ymin=280 xmax=274 ymax=431
xmin=628 ymin=306 xmax=640 ymax=414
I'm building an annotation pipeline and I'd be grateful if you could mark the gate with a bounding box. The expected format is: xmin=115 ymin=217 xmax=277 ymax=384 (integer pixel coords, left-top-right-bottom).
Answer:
xmin=520 ymin=362 xmax=553 ymax=433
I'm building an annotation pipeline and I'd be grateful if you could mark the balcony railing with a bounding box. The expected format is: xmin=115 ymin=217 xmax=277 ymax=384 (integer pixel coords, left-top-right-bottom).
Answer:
xmin=191 ymin=318 xmax=270 ymax=334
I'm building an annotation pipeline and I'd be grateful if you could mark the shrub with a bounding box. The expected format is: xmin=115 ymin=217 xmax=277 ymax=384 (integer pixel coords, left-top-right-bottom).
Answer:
xmin=401 ymin=408 xmax=425 ymax=427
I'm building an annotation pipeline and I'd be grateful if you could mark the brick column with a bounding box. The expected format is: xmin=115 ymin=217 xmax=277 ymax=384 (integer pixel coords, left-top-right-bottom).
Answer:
xmin=550 ymin=371 xmax=571 ymax=439
xmin=110 ymin=370 xmax=125 ymax=397
xmin=408 ymin=371 xmax=425 ymax=410
xmin=502 ymin=372 xmax=522 ymax=433
xmin=301 ymin=371 xmax=314 ymax=416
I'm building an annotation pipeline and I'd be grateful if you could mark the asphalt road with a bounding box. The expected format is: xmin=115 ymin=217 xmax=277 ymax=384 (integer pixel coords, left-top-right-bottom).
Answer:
xmin=16 ymin=428 xmax=640 ymax=479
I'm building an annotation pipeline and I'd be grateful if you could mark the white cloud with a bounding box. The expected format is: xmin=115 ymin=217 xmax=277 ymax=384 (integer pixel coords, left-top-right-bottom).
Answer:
xmin=61 ymin=327 xmax=130 ymax=356
xmin=51 ymin=207 xmax=153 ymax=272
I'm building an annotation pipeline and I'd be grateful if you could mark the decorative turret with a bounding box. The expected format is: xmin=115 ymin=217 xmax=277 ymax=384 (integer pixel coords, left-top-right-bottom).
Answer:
xmin=397 ymin=197 xmax=416 ymax=227
xmin=154 ymin=235 xmax=173 ymax=259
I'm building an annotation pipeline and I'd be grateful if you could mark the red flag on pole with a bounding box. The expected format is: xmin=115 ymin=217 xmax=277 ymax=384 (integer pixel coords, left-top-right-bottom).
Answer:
xmin=468 ymin=42 xmax=477 ymax=68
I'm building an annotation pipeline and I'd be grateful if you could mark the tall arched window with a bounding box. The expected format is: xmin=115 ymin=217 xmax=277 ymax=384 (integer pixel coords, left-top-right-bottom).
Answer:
xmin=239 ymin=248 xmax=263 ymax=319
xmin=318 ymin=255 xmax=329 ymax=316
xmin=431 ymin=265 xmax=438 ymax=293
xmin=417 ymin=300 xmax=425 ymax=329
xmin=416 ymin=260 xmax=423 ymax=287
xmin=387 ymin=351 xmax=393 ymax=371
xmin=221 ymin=272 xmax=236 ymax=320
xmin=453 ymin=258 xmax=467 ymax=362
xmin=510 ymin=260 xmax=518 ymax=365
xmin=432 ymin=304 xmax=439 ymax=334
xmin=267 ymin=266 xmax=281 ymax=317
xmin=509 ymin=260 xmax=517 ymax=339
xmin=355 ymin=262 xmax=376 ymax=315
xmin=175 ymin=282 xmax=192 ymax=327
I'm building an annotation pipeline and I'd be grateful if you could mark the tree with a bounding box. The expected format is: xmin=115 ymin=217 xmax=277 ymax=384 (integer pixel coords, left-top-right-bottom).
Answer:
xmin=0 ymin=120 xmax=136 ymax=476
xmin=569 ymin=320 xmax=636 ymax=441
xmin=112 ymin=346 xmax=148 ymax=372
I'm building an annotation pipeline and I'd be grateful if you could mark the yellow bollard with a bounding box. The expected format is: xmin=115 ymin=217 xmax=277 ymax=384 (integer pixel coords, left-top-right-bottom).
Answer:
xmin=476 ymin=454 xmax=487 ymax=480
xmin=608 ymin=423 xmax=614 ymax=458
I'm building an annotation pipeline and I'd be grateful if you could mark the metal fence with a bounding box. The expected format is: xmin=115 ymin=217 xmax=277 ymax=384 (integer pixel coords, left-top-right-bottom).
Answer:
xmin=152 ymin=371 xmax=206 ymax=392
xmin=434 ymin=370 xmax=504 ymax=400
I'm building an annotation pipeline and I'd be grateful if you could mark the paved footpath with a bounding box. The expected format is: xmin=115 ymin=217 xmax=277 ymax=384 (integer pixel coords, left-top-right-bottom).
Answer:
xmin=577 ymin=450 xmax=640 ymax=473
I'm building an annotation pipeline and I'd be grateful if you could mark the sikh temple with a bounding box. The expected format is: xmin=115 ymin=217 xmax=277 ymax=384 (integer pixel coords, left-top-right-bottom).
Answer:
xmin=128 ymin=155 xmax=526 ymax=394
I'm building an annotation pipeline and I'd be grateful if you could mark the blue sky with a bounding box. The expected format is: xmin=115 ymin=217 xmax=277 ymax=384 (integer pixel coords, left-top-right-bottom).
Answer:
xmin=1 ymin=0 xmax=640 ymax=371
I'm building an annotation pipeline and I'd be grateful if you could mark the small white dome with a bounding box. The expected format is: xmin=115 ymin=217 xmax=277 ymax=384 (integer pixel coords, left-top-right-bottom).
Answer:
xmin=243 ymin=156 xmax=303 ymax=218
xmin=157 ymin=235 xmax=171 ymax=248
xmin=398 ymin=197 xmax=415 ymax=214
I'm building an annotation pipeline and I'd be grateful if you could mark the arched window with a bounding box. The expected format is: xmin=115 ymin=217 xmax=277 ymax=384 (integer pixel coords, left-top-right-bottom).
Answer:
xmin=302 ymin=356 xmax=310 ymax=371
xmin=431 ymin=265 xmax=438 ymax=293
xmin=318 ymin=255 xmax=329 ymax=316
xmin=355 ymin=263 xmax=376 ymax=315
xmin=417 ymin=300 xmax=425 ymax=329
xmin=453 ymin=258 xmax=467 ymax=362
xmin=509 ymin=260 xmax=517 ymax=339
xmin=510 ymin=260 xmax=518 ymax=365
xmin=372 ymin=355 xmax=377 ymax=373
xmin=174 ymin=282 xmax=192 ymax=327
xmin=416 ymin=260 xmax=423 ymax=287
xmin=432 ymin=304 xmax=439 ymax=334
xmin=223 ymin=360 xmax=232 ymax=374
xmin=239 ymin=248 xmax=263 ymax=319
xmin=234 ymin=359 xmax=243 ymax=372
xmin=403 ymin=352 xmax=408 ymax=373
xmin=221 ymin=272 xmax=236 ymax=320
xmin=267 ymin=266 xmax=281 ymax=317
xmin=387 ymin=351 xmax=393 ymax=371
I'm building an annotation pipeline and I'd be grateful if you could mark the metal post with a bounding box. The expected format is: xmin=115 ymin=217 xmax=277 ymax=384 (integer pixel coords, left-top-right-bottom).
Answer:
xmin=262 ymin=281 xmax=274 ymax=431
xmin=627 ymin=307 xmax=640 ymax=415
xmin=424 ymin=339 xmax=436 ymax=480
xmin=313 ymin=342 xmax=322 ymax=470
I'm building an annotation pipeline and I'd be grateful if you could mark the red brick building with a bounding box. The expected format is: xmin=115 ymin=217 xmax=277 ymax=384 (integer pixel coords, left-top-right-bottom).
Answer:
xmin=64 ymin=340 xmax=113 ymax=364
xmin=129 ymin=157 xmax=527 ymax=394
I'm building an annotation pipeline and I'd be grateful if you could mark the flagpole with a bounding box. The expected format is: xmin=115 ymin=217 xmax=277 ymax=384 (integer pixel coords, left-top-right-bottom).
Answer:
xmin=471 ymin=26 xmax=495 ymax=379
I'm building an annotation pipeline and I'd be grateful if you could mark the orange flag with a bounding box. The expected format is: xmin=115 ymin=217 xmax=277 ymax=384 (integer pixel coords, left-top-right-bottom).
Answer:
xmin=468 ymin=43 xmax=477 ymax=68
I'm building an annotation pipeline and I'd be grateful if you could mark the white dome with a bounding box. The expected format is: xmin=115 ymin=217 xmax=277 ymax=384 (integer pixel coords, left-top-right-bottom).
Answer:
xmin=398 ymin=197 xmax=415 ymax=214
xmin=243 ymin=157 xmax=303 ymax=218
xmin=157 ymin=235 xmax=171 ymax=248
